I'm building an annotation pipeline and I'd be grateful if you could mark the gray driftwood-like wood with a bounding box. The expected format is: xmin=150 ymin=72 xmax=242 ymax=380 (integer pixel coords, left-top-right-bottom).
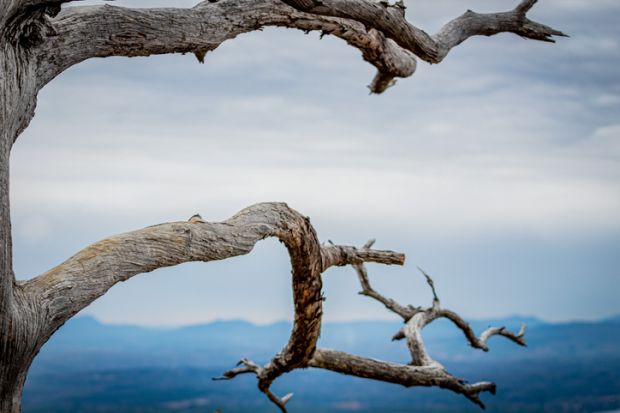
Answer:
xmin=0 ymin=0 xmax=563 ymax=411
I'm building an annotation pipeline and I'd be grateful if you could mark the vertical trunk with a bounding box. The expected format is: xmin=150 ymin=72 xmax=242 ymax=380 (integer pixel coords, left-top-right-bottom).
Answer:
xmin=0 ymin=38 xmax=38 ymax=305
xmin=0 ymin=142 xmax=11 ymax=313
xmin=0 ymin=295 xmax=43 ymax=413
xmin=0 ymin=145 xmax=19 ymax=412
xmin=0 ymin=362 xmax=28 ymax=413
xmin=1 ymin=44 xmax=15 ymax=315
xmin=0 ymin=39 xmax=40 ymax=413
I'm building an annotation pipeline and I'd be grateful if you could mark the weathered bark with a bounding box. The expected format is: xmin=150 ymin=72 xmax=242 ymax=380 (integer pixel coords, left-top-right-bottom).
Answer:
xmin=281 ymin=0 xmax=567 ymax=64
xmin=308 ymin=348 xmax=497 ymax=402
xmin=0 ymin=138 xmax=11 ymax=313
xmin=0 ymin=40 xmax=41 ymax=412
xmin=0 ymin=154 xmax=17 ymax=413
xmin=0 ymin=289 xmax=46 ymax=413
xmin=0 ymin=0 xmax=563 ymax=411
xmin=321 ymin=263 xmax=526 ymax=408
xmin=0 ymin=37 xmax=40 ymax=305
xmin=35 ymin=0 xmax=417 ymax=94
xmin=3 ymin=202 xmax=404 ymax=412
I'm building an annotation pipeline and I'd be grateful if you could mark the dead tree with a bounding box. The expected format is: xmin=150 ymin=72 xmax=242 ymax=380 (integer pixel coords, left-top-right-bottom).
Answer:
xmin=0 ymin=0 xmax=564 ymax=412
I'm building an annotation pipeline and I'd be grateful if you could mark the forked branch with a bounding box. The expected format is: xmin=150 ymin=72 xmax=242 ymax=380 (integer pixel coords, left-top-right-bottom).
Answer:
xmin=215 ymin=241 xmax=527 ymax=411
xmin=352 ymin=240 xmax=419 ymax=320
xmin=214 ymin=359 xmax=294 ymax=413
xmin=308 ymin=348 xmax=497 ymax=408
xmin=30 ymin=0 xmax=564 ymax=94
xmin=312 ymin=256 xmax=528 ymax=408
xmin=35 ymin=0 xmax=417 ymax=93
xmin=437 ymin=309 xmax=527 ymax=351
xmin=282 ymin=0 xmax=567 ymax=64
xmin=20 ymin=203 xmax=404 ymax=412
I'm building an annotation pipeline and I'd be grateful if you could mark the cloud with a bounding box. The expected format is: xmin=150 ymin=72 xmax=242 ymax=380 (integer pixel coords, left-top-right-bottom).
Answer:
xmin=14 ymin=54 xmax=620 ymax=238
xmin=582 ymin=124 xmax=620 ymax=157
xmin=9 ymin=0 xmax=620 ymax=324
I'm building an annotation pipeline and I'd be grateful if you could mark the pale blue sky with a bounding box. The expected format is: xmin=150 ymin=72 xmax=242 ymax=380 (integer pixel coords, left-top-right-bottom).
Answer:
xmin=9 ymin=0 xmax=620 ymax=325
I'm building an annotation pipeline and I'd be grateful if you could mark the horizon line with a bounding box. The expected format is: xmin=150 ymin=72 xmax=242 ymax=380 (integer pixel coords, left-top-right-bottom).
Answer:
xmin=72 ymin=313 xmax=620 ymax=330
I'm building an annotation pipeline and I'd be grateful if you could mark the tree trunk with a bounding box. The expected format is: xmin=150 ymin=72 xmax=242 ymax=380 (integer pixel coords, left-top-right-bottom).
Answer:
xmin=0 ymin=144 xmax=11 ymax=312
xmin=0 ymin=283 xmax=40 ymax=413
xmin=1 ymin=38 xmax=38 ymax=302
xmin=0 ymin=296 xmax=45 ymax=413
xmin=0 ymin=378 xmax=24 ymax=413
xmin=0 ymin=40 xmax=40 ymax=413
xmin=0 ymin=341 xmax=30 ymax=413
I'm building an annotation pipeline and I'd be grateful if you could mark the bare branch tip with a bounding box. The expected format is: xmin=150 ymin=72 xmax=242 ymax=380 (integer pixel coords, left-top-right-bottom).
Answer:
xmin=211 ymin=376 xmax=227 ymax=381
xmin=264 ymin=388 xmax=293 ymax=413
xmin=363 ymin=239 xmax=376 ymax=249
xmin=417 ymin=266 xmax=439 ymax=302
xmin=515 ymin=0 xmax=537 ymax=14
xmin=392 ymin=329 xmax=405 ymax=341
xmin=281 ymin=393 xmax=294 ymax=404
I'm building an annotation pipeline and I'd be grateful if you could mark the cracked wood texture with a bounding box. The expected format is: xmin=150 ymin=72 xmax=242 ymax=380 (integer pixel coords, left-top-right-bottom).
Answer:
xmin=0 ymin=0 xmax=563 ymax=411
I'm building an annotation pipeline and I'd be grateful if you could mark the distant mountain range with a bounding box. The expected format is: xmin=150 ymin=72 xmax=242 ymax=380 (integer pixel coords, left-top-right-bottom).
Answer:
xmin=23 ymin=315 xmax=620 ymax=413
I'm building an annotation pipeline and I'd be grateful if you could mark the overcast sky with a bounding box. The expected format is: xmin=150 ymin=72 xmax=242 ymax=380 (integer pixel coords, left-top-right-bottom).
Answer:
xmin=9 ymin=0 xmax=620 ymax=326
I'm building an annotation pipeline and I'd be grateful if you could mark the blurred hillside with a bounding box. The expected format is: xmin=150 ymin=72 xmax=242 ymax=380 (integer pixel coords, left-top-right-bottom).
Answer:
xmin=23 ymin=315 xmax=620 ymax=412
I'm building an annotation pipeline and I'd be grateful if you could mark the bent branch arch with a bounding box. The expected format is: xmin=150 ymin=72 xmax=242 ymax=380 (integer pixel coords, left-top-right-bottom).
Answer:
xmin=5 ymin=203 xmax=404 ymax=412
xmin=36 ymin=0 xmax=418 ymax=94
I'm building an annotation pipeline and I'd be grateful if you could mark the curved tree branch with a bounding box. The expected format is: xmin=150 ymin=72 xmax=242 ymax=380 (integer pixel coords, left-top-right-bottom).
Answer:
xmin=281 ymin=0 xmax=567 ymax=64
xmin=214 ymin=358 xmax=295 ymax=413
xmin=19 ymin=202 xmax=404 ymax=411
xmin=437 ymin=309 xmax=527 ymax=351
xmin=214 ymin=244 xmax=527 ymax=411
xmin=22 ymin=202 xmax=403 ymax=333
xmin=329 ymin=262 xmax=527 ymax=408
xmin=32 ymin=0 xmax=565 ymax=95
xmin=34 ymin=0 xmax=416 ymax=93
xmin=350 ymin=240 xmax=418 ymax=321
xmin=308 ymin=348 xmax=497 ymax=409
